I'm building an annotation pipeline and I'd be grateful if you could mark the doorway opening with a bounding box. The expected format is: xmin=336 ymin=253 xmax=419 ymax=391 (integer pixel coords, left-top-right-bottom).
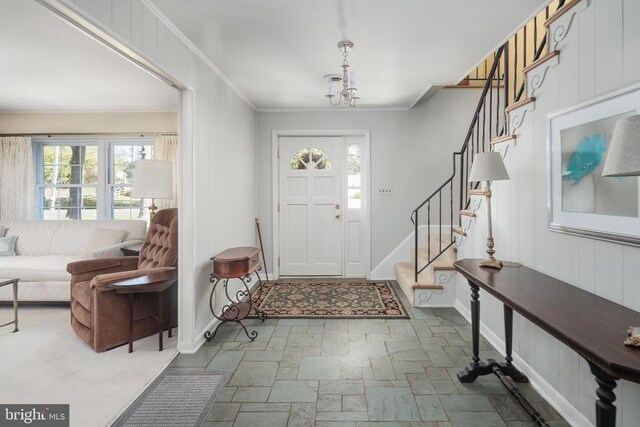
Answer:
xmin=272 ymin=130 xmax=370 ymax=279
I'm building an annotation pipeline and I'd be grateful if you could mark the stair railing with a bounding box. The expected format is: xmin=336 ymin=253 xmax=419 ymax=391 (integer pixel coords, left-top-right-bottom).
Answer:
xmin=409 ymin=0 xmax=567 ymax=283
xmin=409 ymin=44 xmax=507 ymax=283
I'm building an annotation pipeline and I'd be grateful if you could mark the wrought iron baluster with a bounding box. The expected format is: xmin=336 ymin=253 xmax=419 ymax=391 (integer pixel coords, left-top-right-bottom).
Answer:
xmin=496 ymin=54 xmax=501 ymax=138
xmin=534 ymin=16 xmax=538 ymax=54
xmin=503 ymin=40 xmax=509 ymax=132
xmin=427 ymin=202 xmax=431 ymax=264
xmin=523 ymin=24 xmax=527 ymax=70
xmin=414 ymin=209 xmax=419 ymax=283
xmin=482 ymin=103 xmax=486 ymax=150
xmin=505 ymin=33 xmax=518 ymax=104
xmin=489 ymin=55 xmax=493 ymax=142
xmin=439 ymin=191 xmax=442 ymax=253
xmin=450 ymin=180 xmax=454 ymax=235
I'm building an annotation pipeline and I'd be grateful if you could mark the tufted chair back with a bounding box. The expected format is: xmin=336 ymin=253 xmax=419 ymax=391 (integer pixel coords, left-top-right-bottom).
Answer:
xmin=138 ymin=208 xmax=178 ymax=269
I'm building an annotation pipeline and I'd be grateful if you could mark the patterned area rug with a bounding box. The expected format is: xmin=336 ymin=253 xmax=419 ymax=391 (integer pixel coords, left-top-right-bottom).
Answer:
xmin=112 ymin=368 xmax=227 ymax=427
xmin=250 ymin=281 xmax=409 ymax=318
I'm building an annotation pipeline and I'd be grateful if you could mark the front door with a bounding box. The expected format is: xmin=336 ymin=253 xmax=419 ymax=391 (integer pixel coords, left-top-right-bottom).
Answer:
xmin=279 ymin=136 xmax=343 ymax=275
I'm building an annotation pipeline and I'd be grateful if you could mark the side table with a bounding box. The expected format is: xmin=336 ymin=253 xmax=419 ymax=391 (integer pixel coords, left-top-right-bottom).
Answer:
xmin=204 ymin=247 xmax=267 ymax=342
xmin=0 ymin=278 xmax=19 ymax=332
xmin=108 ymin=277 xmax=177 ymax=353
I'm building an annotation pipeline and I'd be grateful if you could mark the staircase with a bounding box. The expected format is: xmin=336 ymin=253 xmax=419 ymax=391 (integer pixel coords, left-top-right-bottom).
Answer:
xmin=395 ymin=0 xmax=584 ymax=307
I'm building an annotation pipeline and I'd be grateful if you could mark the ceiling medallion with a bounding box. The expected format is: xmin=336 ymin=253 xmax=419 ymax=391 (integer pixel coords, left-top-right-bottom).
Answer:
xmin=324 ymin=40 xmax=359 ymax=108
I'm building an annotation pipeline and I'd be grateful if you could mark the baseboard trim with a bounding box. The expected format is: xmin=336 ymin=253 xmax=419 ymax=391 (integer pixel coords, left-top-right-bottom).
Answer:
xmin=454 ymin=300 xmax=593 ymax=427
xmin=177 ymin=317 xmax=220 ymax=354
xmin=177 ymin=281 xmax=263 ymax=354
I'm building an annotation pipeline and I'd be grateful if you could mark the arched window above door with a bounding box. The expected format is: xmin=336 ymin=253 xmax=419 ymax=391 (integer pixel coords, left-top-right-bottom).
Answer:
xmin=289 ymin=148 xmax=332 ymax=170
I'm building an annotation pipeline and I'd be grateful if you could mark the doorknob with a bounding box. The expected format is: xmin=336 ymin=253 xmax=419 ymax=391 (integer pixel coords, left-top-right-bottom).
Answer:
xmin=335 ymin=213 xmax=342 ymax=219
xmin=335 ymin=204 xmax=340 ymax=209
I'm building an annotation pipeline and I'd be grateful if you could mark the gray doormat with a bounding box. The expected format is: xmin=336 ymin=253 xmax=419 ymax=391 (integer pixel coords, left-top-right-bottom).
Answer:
xmin=112 ymin=368 xmax=228 ymax=427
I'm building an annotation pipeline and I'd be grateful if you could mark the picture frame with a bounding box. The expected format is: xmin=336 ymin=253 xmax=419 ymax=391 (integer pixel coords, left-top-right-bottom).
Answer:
xmin=548 ymin=83 xmax=640 ymax=246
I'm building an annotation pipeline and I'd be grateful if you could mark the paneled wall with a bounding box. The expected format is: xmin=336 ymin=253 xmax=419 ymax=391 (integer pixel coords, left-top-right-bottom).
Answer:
xmin=56 ymin=0 xmax=257 ymax=350
xmin=456 ymin=1 xmax=640 ymax=425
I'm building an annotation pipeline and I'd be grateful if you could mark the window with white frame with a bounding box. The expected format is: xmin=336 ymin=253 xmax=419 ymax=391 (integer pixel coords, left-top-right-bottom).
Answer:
xmin=35 ymin=137 xmax=154 ymax=221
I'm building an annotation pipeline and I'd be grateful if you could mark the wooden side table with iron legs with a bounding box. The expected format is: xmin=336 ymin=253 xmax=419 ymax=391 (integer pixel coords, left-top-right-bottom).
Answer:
xmin=204 ymin=247 xmax=267 ymax=342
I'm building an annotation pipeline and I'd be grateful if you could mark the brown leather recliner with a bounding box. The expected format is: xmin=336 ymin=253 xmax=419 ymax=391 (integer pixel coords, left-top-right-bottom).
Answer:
xmin=67 ymin=208 xmax=178 ymax=352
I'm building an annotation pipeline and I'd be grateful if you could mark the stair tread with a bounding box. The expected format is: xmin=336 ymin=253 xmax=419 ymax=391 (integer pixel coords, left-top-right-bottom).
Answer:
xmin=453 ymin=227 xmax=467 ymax=236
xmin=544 ymin=0 xmax=584 ymax=27
xmin=469 ymin=189 xmax=489 ymax=196
xmin=394 ymin=262 xmax=440 ymax=288
xmin=490 ymin=134 xmax=516 ymax=145
xmin=522 ymin=50 xmax=560 ymax=74
xmin=505 ymin=97 xmax=536 ymax=113
xmin=412 ymin=283 xmax=444 ymax=290
xmin=459 ymin=210 xmax=476 ymax=217
xmin=411 ymin=250 xmax=455 ymax=266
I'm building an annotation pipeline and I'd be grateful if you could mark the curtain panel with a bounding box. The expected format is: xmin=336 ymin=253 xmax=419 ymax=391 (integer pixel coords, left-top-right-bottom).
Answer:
xmin=0 ymin=136 xmax=35 ymax=220
xmin=154 ymin=134 xmax=178 ymax=210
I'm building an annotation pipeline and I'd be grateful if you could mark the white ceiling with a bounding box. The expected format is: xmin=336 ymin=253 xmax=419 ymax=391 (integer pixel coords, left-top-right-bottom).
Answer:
xmin=0 ymin=0 xmax=178 ymax=111
xmin=151 ymin=0 xmax=546 ymax=110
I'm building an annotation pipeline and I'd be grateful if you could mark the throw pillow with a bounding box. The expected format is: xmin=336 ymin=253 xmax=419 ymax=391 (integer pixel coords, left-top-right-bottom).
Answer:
xmin=0 ymin=236 xmax=17 ymax=256
xmin=84 ymin=227 xmax=127 ymax=253
xmin=0 ymin=225 xmax=5 ymax=237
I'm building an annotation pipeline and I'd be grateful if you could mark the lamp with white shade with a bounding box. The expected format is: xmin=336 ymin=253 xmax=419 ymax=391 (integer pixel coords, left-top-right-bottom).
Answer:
xmin=602 ymin=114 xmax=640 ymax=177
xmin=468 ymin=152 xmax=510 ymax=269
xmin=131 ymin=159 xmax=173 ymax=219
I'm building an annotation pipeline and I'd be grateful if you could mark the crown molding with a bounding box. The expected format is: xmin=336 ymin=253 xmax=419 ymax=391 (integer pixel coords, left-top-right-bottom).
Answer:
xmin=0 ymin=109 xmax=178 ymax=114
xmin=142 ymin=0 xmax=256 ymax=111
xmin=256 ymin=106 xmax=411 ymax=113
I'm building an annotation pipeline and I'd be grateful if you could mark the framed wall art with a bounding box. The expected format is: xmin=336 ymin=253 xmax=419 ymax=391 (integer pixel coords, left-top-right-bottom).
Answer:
xmin=548 ymin=83 xmax=640 ymax=246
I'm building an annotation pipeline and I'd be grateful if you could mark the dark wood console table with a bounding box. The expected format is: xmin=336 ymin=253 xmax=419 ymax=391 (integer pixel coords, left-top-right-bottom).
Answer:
xmin=454 ymin=259 xmax=640 ymax=427
xmin=203 ymin=247 xmax=267 ymax=342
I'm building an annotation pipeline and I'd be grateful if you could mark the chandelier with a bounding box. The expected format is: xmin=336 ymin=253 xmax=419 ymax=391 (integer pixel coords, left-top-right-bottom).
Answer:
xmin=324 ymin=41 xmax=359 ymax=107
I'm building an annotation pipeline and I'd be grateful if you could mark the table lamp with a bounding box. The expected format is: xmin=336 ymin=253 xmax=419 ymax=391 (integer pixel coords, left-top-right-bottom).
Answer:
xmin=468 ymin=152 xmax=510 ymax=269
xmin=602 ymin=114 xmax=640 ymax=177
xmin=131 ymin=159 xmax=173 ymax=218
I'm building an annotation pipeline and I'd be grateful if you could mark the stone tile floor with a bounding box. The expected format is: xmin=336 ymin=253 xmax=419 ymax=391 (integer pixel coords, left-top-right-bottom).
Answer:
xmin=170 ymin=282 xmax=569 ymax=427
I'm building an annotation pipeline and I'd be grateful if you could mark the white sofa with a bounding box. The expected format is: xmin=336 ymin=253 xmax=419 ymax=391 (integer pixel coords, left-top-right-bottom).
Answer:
xmin=0 ymin=220 xmax=146 ymax=302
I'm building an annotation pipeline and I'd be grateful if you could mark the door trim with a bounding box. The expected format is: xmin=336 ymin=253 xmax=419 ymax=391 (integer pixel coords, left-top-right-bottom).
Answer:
xmin=271 ymin=130 xmax=371 ymax=279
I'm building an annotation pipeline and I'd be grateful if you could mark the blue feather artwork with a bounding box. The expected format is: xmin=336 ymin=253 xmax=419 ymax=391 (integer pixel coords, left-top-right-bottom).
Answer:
xmin=562 ymin=133 xmax=608 ymax=184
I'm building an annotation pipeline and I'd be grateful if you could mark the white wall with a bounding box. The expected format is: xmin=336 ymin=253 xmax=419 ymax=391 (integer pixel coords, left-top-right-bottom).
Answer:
xmin=0 ymin=111 xmax=178 ymax=134
xmin=456 ymin=1 xmax=640 ymax=425
xmin=55 ymin=0 xmax=257 ymax=351
xmin=257 ymin=88 xmax=482 ymax=273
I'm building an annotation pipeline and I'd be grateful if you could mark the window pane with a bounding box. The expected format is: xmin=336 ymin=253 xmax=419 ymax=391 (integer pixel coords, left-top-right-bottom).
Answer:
xmin=43 ymin=186 xmax=96 ymax=220
xmin=290 ymin=148 xmax=332 ymax=170
xmin=348 ymin=188 xmax=362 ymax=209
xmin=347 ymin=144 xmax=361 ymax=187
xmin=111 ymin=187 xmax=149 ymax=222
xmin=83 ymin=148 xmax=98 ymax=184
xmin=112 ymin=144 xmax=153 ymax=184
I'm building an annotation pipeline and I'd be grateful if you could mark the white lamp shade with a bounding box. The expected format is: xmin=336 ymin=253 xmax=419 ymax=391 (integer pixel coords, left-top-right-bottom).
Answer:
xmin=131 ymin=159 xmax=173 ymax=199
xmin=468 ymin=152 xmax=510 ymax=182
xmin=602 ymin=114 xmax=640 ymax=177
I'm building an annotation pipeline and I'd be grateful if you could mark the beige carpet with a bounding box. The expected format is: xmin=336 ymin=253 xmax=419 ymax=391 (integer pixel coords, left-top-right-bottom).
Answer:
xmin=0 ymin=306 xmax=177 ymax=427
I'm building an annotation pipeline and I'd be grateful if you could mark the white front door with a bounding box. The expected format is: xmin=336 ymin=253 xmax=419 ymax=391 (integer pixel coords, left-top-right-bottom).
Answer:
xmin=279 ymin=136 xmax=343 ymax=275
